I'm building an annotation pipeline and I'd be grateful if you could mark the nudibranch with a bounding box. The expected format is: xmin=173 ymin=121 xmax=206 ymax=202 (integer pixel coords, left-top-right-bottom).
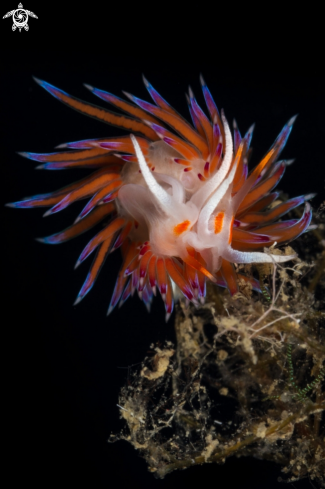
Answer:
xmin=9 ymin=76 xmax=313 ymax=320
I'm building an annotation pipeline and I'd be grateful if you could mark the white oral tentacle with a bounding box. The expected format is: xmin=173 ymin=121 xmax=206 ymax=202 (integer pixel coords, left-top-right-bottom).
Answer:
xmin=190 ymin=112 xmax=233 ymax=210
xmin=197 ymin=159 xmax=237 ymax=239
xmin=222 ymin=248 xmax=297 ymax=264
xmin=155 ymin=173 xmax=185 ymax=203
xmin=131 ymin=135 xmax=173 ymax=209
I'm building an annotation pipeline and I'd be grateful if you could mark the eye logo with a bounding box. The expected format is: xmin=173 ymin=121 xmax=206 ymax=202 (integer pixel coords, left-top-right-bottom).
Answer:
xmin=2 ymin=3 xmax=38 ymax=32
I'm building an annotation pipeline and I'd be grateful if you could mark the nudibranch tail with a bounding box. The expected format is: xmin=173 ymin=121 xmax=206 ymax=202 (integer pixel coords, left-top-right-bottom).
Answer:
xmin=9 ymin=76 xmax=314 ymax=319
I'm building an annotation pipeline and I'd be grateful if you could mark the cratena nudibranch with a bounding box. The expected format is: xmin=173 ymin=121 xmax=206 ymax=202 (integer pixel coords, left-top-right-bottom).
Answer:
xmin=9 ymin=76 xmax=313 ymax=320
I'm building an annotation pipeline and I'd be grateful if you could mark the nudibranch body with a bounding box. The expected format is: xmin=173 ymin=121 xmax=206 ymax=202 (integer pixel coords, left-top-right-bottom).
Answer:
xmin=9 ymin=76 xmax=313 ymax=320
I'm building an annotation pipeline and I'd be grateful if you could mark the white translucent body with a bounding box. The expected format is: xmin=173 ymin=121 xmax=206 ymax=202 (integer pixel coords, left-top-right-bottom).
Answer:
xmin=117 ymin=118 xmax=296 ymax=277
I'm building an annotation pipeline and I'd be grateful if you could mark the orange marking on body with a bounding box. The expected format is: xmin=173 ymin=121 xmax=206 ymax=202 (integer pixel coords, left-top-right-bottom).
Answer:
xmin=214 ymin=212 xmax=224 ymax=234
xmin=228 ymin=216 xmax=235 ymax=244
xmin=173 ymin=220 xmax=191 ymax=236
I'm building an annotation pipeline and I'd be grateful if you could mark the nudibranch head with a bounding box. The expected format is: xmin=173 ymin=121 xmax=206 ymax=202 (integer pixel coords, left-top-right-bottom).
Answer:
xmin=9 ymin=76 xmax=313 ymax=320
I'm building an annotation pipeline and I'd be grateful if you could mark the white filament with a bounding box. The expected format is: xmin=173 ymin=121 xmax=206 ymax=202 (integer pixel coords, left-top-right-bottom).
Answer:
xmin=223 ymin=248 xmax=297 ymax=264
xmin=191 ymin=112 xmax=233 ymax=210
xmin=197 ymin=160 xmax=237 ymax=238
xmin=130 ymin=135 xmax=173 ymax=209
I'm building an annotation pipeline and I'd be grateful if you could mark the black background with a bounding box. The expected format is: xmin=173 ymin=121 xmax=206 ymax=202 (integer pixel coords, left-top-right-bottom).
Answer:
xmin=1 ymin=3 xmax=324 ymax=488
